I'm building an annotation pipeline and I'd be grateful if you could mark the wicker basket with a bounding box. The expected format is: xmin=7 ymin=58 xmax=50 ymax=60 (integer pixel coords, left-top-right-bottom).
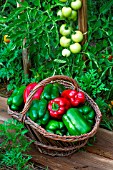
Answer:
xmin=8 ymin=75 xmax=102 ymax=156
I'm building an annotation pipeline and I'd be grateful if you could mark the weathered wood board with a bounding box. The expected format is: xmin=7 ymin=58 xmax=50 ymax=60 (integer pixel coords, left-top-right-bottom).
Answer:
xmin=0 ymin=96 xmax=113 ymax=170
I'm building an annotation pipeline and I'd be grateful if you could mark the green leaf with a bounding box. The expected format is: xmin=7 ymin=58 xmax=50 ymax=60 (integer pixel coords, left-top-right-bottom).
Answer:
xmin=100 ymin=1 xmax=113 ymax=14
xmin=33 ymin=0 xmax=41 ymax=7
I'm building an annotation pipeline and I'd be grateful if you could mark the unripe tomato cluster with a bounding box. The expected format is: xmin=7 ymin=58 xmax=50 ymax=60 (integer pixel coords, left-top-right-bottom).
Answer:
xmin=58 ymin=0 xmax=83 ymax=57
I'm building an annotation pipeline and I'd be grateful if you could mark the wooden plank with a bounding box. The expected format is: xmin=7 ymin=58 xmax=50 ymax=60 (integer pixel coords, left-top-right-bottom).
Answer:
xmin=0 ymin=96 xmax=8 ymax=110
xmin=0 ymin=97 xmax=11 ymax=123
xmin=29 ymin=147 xmax=113 ymax=170
xmin=70 ymin=151 xmax=113 ymax=170
xmin=86 ymin=128 xmax=113 ymax=159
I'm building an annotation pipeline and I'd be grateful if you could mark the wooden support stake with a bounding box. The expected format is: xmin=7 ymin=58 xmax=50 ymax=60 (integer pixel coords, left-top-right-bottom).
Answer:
xmin=17 ymin=0 xmax=31 ymax=76
xmin=22 ymin=38 xmax=31 ymax=75
xmin=78 ymin=0 xmax=88 ymax=45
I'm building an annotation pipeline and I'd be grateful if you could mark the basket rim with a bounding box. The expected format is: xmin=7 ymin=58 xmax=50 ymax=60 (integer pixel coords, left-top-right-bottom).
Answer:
xmin=24 ymin=75 xmax=79 ymax=107
xmin=8 ymin=75 xmax=102 ymax=143
xmin=26 ymin=135 xmax=88 ymax=151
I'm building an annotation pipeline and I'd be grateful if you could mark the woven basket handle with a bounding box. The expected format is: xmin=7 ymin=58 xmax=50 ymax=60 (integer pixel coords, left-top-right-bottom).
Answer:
xmin=21 ymin=75 xmax=79 ymax=116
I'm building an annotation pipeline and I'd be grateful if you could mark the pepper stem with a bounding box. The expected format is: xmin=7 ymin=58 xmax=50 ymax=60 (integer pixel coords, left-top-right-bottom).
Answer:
xmin=52 ymin=102 xmax=59 ymax=111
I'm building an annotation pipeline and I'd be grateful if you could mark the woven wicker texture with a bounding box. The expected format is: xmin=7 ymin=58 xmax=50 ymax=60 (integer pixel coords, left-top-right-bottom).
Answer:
xmin=8 ymin=75 xmax=102 ymax=156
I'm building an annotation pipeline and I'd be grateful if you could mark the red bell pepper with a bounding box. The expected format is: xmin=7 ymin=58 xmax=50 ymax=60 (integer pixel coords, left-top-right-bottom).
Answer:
xmin=61 ymin=89 xmax=85 ymax=107
xmin=23 ymin=83 xmax=44 ymax=103
xmin=48 ymin=97 xmax=71 ymax=119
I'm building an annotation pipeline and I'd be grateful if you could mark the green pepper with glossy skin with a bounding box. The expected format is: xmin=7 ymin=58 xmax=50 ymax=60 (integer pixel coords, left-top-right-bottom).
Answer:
xmin=41 ymin=83 xmax=65 ymax=100
xmin=62 ymin=108 xmax=91 ymax=136
xmin=53 ymin=83 xmax=66 ymax=94
xmin=36 ymin=110 xmax=50 ymax=126
xmin=77 ymin=105 xmax=95 ymax=126
xmin=7 ymin=85 xmax=26 ymax=111
xmin=45 ymin=120 xmax=66 ymax=136
xmin=27 ymin=99 xmax=50 ymax=126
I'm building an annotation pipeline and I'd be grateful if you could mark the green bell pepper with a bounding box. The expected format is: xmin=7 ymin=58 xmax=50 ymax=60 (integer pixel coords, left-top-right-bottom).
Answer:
xmin=62 ymin=108 xmax=92 ymax=136
xmin=45 ymin=120 xmax=67 ymax=136
xmin=7 ymin=85 xmax=26 ymax=111
xmin=27 ymin=99 xmax=50 ymax=126
xmin=53 ymin=83 xmax=66 ymax=94
xmin=40 ymin=83 xmax=65 ymax=100
xmin=77 ymin=105 xmax=95 ymax=126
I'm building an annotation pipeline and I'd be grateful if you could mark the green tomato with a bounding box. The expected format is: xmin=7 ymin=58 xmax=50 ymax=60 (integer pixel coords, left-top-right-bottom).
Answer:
xmin=62 ymin=49 xmax=71 ymax=57
xmin=60 ymin=36 xmax=71 ymax=48
xmin=68 ymin=10 xmax=77 ymax=21
xmin=71 ymin=0 xmax=82 ymax=10
xmin=71 ymin=30 xmax=83 ymax=43
xmin=59 ymin=0 xmax=68 ymax=2
xmin=70 ymin=43 xmax=81 ymax=54
xmin=60 ymin=24 xmax=72 ymax=36
xmin=62 ymin=7 xmax=72 ymax=18
xmin=57 ymin=10 xmax=64 ymax=19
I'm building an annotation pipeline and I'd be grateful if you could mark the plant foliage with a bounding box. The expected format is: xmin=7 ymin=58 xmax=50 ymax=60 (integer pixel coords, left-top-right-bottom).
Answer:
xmin=0 ymin=119 xmax=32 ymax=170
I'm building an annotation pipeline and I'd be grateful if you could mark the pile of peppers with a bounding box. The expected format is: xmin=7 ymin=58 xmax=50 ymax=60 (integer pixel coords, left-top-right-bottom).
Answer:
xmin=7 ymin=81 xmax=96 ymax=136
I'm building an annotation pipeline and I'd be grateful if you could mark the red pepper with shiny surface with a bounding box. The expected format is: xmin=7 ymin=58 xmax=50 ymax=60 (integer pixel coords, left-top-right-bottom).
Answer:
xmin=61 ymin=89 xmax=85 ymax=107
xmin=48 ymin=97 xmax=71 ymax=119
xmin=23 ymin=83 xmax=44 ymax=103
